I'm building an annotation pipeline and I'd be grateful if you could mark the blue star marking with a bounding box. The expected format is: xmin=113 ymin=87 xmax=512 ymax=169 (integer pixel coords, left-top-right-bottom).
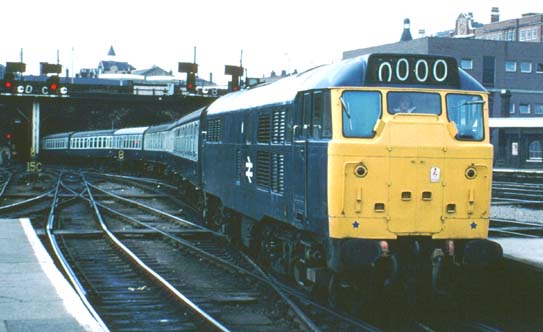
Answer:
xmin=352 ymin=221 xmax=360 ymax=229
xmin=470 ymin=222 xmax=477 ymax=229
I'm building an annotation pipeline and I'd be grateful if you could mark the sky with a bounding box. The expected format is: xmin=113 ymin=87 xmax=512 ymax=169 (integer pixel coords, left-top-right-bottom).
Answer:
xmin=1 ymin=0 xmax=540 ymax=84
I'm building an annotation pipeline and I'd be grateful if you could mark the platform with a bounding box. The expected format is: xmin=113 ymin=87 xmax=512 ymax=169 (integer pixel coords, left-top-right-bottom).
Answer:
xmin=493 ymin=237 xmax=543 ymax=271
xmin=0 ymin=218 xmax=105 ymax=332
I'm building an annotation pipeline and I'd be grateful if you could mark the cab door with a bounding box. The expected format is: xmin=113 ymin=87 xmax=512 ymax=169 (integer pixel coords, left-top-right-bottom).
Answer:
xmin=291 ymin=92 xmax=310 ymax=224
xmin=291 ymin=91 xmax=331 ymax=231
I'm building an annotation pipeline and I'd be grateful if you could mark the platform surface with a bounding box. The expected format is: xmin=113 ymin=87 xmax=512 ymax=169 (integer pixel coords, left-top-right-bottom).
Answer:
xmin=493 ymin=237 xmax=543 ymax=270
xmin=0 ymin=218 xmax=104 ymax=332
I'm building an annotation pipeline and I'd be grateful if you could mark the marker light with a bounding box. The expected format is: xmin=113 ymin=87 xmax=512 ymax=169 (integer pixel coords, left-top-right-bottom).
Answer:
xmin=354 ymin=164 xmax=368 ymax=178
xmin=465 ymin=166 xmax=477 ymax=179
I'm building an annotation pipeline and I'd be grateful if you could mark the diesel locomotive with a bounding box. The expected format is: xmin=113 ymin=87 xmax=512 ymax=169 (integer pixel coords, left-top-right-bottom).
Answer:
xmin=42 ymin=53 xmax=503 ymax=309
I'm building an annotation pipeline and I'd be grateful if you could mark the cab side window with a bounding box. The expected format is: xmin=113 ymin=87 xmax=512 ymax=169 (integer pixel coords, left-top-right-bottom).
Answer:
xmin=298 ymin=90 xmax=332 ymax=139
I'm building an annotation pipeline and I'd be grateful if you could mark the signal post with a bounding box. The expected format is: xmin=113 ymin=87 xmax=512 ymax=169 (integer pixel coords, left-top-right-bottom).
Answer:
xmin=1 ymin=61 xmax=69 ymax=170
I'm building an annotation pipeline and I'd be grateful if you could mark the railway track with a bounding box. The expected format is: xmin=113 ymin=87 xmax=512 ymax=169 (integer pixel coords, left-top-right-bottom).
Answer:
xmin=0 ymin=168 xmax=59 ymax=220
xmin=30 ymin=168 xmax=381 ymax=331
xmin=492 ymin=180 xmax=543 ymax=206
xmin=48 ymin=172 xmax=231 ymax=331
xmin=84 ymin=172 xmax=382 ymax=331
xmin=489 ymin=217 xmax=543 ymax=238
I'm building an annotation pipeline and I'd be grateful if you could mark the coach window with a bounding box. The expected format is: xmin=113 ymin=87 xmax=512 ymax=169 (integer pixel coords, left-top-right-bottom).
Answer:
xmin=341 ymin=91 xmax=381 ymax=138
xmin=446 ymin=94 xmax=484 ymax=141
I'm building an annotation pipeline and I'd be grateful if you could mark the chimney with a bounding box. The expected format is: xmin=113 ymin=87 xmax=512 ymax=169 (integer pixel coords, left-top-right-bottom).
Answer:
xmin=491 ymin=7 xmax=500 ymax=23
xmin=400 ymin=18 xmax=413 ymax=41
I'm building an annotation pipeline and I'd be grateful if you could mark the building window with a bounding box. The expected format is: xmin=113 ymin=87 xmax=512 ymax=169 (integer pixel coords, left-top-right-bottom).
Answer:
xmin=535 ymin=104 xmax=543 ymax=115
xmin=509 ymin=103 xmax=515 ymax=114
xmin=520 ymin=62 xmax=532 ymax=73
xmin=506 ymin=30 xmax=515 ymax=41
xmin=482 ymin=56 xmax=495 ymax=87
xmin=537 ymin=63 xmax=543 ymax=73
xmin=460 ymin=59 xmax=473 ymax=70
xmin=528 ymin=140 xmax=542 ymax=161
xmin=505 ymin=61 xmax=517 ymax=72
xmin=519 ymin=103 xmax=531 ymax=114
xmin=520 ymin=30 xmax=526 ymax=41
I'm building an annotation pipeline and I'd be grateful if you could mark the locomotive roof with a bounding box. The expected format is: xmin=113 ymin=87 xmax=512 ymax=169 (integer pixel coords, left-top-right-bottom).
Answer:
xmin=207 ymin=53 xmax=485 ymax=115
xmin=114 ymin=127 xmax=149 ymax=135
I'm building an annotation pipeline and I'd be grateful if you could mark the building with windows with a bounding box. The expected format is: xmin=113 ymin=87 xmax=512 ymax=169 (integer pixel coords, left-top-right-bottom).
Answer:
xmin=343 ymin=11 xmax=543 ymax=169
xmin=474 ymin=9 xmax=543 ymax=42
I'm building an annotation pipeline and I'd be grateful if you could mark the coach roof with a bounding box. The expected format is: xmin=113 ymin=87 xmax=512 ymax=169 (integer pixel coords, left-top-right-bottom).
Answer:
xmin=114 ymin=127 xmax=148 ymax=135
xmin=71 ymin=129 xmax=116 ymax=138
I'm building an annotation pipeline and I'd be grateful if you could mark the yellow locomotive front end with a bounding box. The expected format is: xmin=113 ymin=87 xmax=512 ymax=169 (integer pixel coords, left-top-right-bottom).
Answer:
xmin=327 ymin=88 xmax=493 ymax=241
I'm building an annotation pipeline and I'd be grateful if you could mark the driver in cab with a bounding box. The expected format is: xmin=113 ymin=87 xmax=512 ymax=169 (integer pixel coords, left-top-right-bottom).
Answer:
xmin=393 ymin=95 xmax=416 ymax=113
